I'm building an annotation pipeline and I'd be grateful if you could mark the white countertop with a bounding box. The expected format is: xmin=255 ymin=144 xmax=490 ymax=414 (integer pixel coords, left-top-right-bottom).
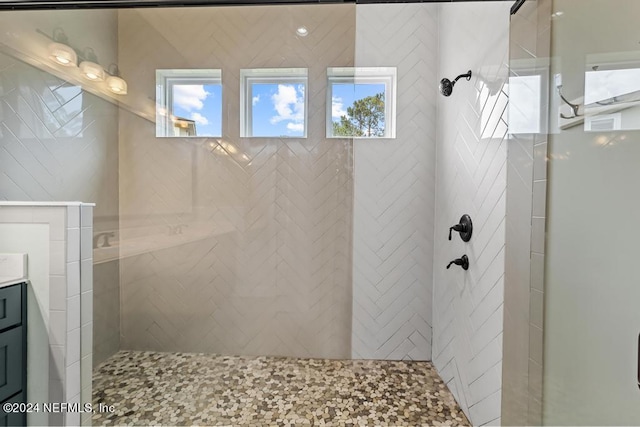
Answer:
xmin=0 ymin=276 xmax=27 ymax=288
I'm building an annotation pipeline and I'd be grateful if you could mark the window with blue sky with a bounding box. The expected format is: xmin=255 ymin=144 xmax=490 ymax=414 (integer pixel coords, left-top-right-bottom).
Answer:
xmin=327 ymin=67 xmax=397 ymax=139
xmin=331 ymin=83 xmax=386 ymax=137
xmin=241 ymin=68 xmax=308 ymax=138
xmin=171 ymin=84 xmax=222 ymax=137
xmin=156 ymin=69 xmax=222 ymax=138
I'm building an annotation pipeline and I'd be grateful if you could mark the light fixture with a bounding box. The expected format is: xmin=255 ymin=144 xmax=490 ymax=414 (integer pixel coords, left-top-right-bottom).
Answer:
xmin=38 ymin=28 xmax=128 ymax=96
xmin=296 ymin=26 xmax=309 ymax=37
xmin=48 ymin=29 xmax=77 ymax=67
xmin=79 ymin=48 xmax=105 ymax=81
xmin=106 ymin=64 xmax=127 ymax=95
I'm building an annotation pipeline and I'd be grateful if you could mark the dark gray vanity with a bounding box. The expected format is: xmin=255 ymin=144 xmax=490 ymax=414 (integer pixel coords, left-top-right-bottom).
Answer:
xmin=0 ymin=282 xmax=27 ymax=427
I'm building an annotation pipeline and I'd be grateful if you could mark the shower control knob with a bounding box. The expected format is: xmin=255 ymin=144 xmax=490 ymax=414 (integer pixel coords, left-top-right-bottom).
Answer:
xmin=448 ymin=214 xmax=473 ymax=242
xmin=446 ymin=255 xmax=469 ymax=271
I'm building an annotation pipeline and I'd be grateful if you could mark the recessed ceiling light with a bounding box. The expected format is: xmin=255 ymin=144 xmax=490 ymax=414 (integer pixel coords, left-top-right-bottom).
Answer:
xmin=296 ymin=26 xmax=309 ymax=37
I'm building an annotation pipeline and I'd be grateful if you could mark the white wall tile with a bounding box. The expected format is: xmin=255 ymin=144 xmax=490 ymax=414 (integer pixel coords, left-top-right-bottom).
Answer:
xmin=0 ymin=207 xmax=34 ymax=223
xmin=50 ymin=275 xmax=67 ymax=311
xmin=81 ymin=322 xmax=93 ymax=359
xmin=432 ymin=2 xmax=511 ymax=424
xmin=66 ymin=228 xmax=80 ymax=263
xmin=81 ymin=205 xmax=93 ymax=229
xmin=49 ymin=345 xmax=65 ymax=381
xmin=80 ymin=226 xmax=92 ymax=261
xmin=66 ymin=328 xmax=80 ymax=367
xmin=80 ymin=354 xmax=92 ymax=398
xmin=81 ymin=291 xmax=93 ymax=327
xmin=531 ymin=217 xmax=546 ymax=254
xmin=81 ymin=258 xmax=93 ymax=293
xmin=64 ymin=393 xmax=80 ymax=426
xmin=67 ymin=206 xmax=80 ymax=229
xmin=351 ymin=3 xmax=437 ymax=361
xmin=531 ymin=253 xmax=545 ymax=292
xmin=50 ymin=240 xmax=66 ymax=276
xmin=66 ymin=261 xmax=80 ymax=298
xmin=33 ymin=208 xmax=65 ymax=241
xmin=67 ymin=295 xmax=80 ymax=331
xmin=50 ymin=310 xmax=67 ymax=346
xmin=65 ymin=362 xmax=81 ymax=401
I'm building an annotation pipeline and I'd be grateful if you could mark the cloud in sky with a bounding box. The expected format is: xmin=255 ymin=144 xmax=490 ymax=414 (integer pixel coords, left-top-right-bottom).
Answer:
xmin=252 ymin=95 xmax=261 ymax=106
xmin=190 ymin=112 xmax=209 ymax=126
xmin=173 ymin=85 xmax=210 ymax=112
xmin=287 ymin=122 xmax=304 ymax=132
xmin=270 ymin=84 xmax=305 ymax=131
xmin=331 ymin=96 xmax=347 ymax=119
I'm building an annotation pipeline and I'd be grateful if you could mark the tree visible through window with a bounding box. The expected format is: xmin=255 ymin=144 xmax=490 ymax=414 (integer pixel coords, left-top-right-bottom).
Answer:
xmin=332 ymin=86 xmax=385 ymax=137
xmin=327 ymin=67 xmax=396 ymax=139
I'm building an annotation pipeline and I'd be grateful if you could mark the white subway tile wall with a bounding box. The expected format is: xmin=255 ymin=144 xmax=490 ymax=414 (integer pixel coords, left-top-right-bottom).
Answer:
xmin=432 ymin=2 xmax=510 ymax=425
xmin=352 ymin=3 xmax=438 ymax=361
xmin=0 ymin=34 xmax=121 ymax=368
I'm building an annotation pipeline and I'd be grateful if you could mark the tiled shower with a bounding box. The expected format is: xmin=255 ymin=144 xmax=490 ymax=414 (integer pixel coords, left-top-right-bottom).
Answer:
xmin=0 ymin=2 xmax=517 ymax=425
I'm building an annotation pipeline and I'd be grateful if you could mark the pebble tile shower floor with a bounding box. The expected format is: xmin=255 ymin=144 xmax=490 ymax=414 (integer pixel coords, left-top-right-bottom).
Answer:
xmin=92 ymin=351 xmax=470 ymax=426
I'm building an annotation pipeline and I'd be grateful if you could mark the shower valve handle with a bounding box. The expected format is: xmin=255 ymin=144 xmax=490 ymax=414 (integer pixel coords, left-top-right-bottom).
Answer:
xmin=448 ymin=214 xmax=473 ymax=242
xmin=446 ymin=255 xmax=469 ymax=271
xmin=448 ymin=224 xmax=465 ymax=241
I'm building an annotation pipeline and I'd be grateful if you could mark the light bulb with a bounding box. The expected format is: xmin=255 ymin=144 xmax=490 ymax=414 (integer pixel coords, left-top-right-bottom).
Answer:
xmin=49 ymin=42 xmax=77 ymax=67
xmin=80 ymin=61 xmax=105 ymax=81
xmin=296 ymin=26 xmax=309 ymax=37
xmin=106 ymin=75 xmax=127 ymax=95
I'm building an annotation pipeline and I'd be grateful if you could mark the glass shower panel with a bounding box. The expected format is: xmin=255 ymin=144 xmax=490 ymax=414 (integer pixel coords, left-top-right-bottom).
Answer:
xmin=0 ymin=1 xmax=356 ymax=384
xmin=0 ymin=8 xmax=121 ymax=425
xmin=116 ymin=4 xmax=355 ymax=359
xmin=544 ymin=0 xmax=640 ymax=424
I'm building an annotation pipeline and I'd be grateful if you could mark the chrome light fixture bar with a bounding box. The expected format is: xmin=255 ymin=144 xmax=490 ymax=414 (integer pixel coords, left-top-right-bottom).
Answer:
xmin=37 ymin=28 xmax=127 ymax=95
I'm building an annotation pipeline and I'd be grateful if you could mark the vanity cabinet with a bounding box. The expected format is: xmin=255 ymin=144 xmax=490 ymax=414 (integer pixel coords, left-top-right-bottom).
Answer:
xmin=0 ymin=283 xmax=27 ymax=427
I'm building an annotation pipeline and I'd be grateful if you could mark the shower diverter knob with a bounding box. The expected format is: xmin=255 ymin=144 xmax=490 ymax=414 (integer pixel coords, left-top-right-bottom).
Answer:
xmin=446 ymin=255 xmax=469 ymax=271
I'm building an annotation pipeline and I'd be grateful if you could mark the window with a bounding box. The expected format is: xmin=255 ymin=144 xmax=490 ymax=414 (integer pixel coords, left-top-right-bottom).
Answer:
xmin=240 ymin=68 xmax=308 ymax=138
xmin=156 ymin=69 xmax=222 ymax=138
xmin=327 ymin=67 xmax=397 ymax=138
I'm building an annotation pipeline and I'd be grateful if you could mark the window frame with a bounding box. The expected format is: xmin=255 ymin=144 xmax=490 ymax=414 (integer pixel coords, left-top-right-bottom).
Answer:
xmin=240 ymin=68 xmax=308 ymax=138
xmin=156 ymin=69 xmax=222 ymax=138
xmin=326 ymin=67 xmax=397 ymax=139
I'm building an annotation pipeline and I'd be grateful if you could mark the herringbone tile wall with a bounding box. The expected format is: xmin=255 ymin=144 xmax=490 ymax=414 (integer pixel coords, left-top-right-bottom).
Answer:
xmin=0 ymin=40 xmax=121 ymax=368
xmin=432 ymin=3 xmax=510 ymax=426
xmin=117 ymin=5 xmax=355 ymax=358
xmin=351 ymin=4 xmax=438 ymax=361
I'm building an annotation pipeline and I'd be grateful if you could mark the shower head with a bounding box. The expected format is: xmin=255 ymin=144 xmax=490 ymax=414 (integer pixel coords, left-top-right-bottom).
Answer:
xmin=439 ymin=70 xmax=473 ymax=97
